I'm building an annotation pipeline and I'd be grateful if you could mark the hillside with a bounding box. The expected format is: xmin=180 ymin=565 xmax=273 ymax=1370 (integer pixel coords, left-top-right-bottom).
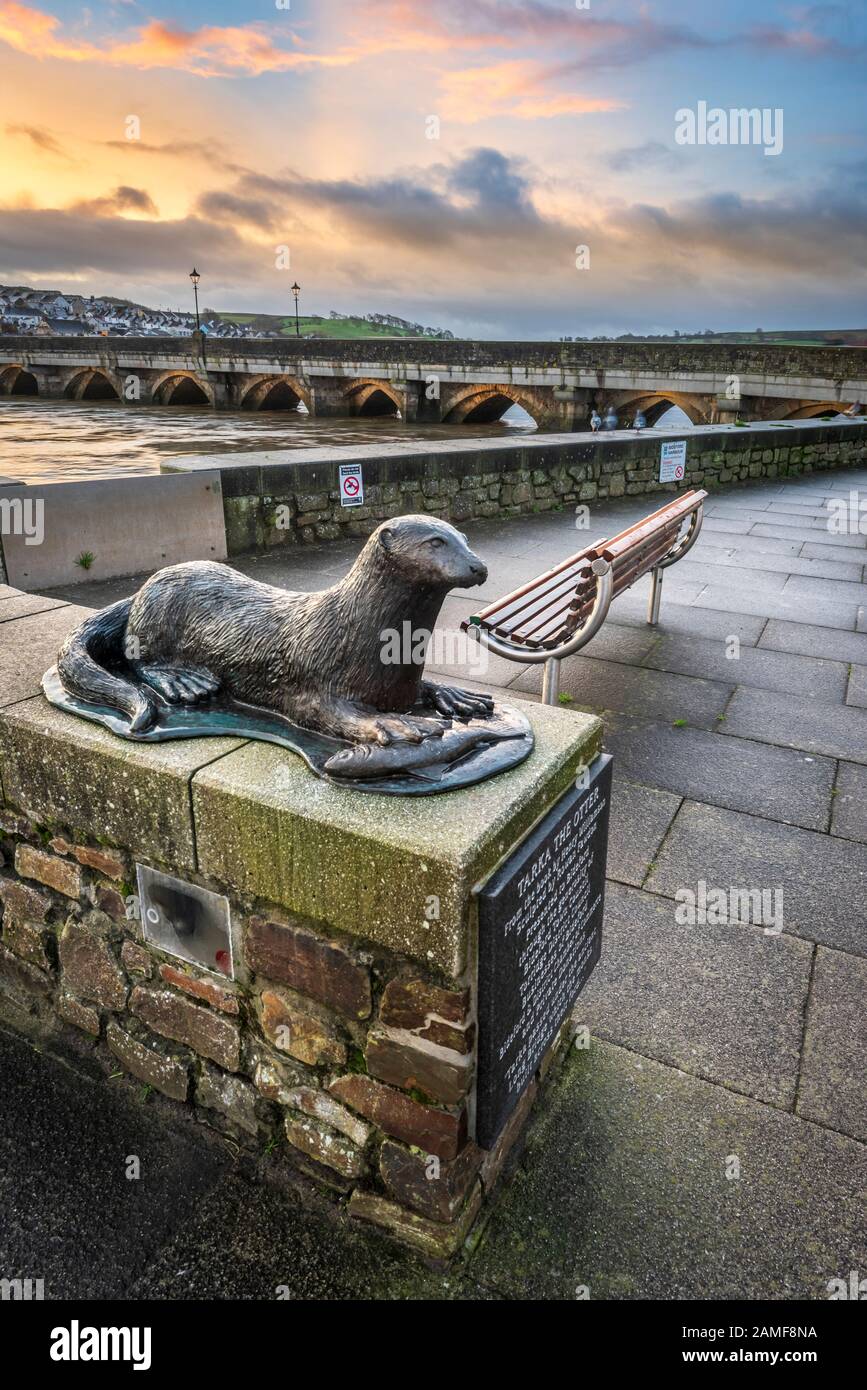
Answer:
xmin=213 ymin=312 xmax=452 ymax=339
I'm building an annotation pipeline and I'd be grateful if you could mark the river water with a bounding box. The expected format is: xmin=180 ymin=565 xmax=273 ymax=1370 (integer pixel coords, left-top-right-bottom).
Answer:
xmin=0 ymin=397 xmax=537 ymax=485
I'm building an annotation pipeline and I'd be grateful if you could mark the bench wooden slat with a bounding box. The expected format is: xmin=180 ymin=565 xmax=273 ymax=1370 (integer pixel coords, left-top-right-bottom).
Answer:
xmin=487 ymin=556 xmax=596 ymax=635
xmin=475 ymin=492 xmax=700 ymax=635
xmin=461 ymin=487 xmax=707 ymax=652
xmin=505 ymin=523 xmax=681 ymax=646
xmin=516 ymin=532 xmax=681 ymax=649
xmin=472 ymin=540 xmax=606 ymax=626
xmin=595 ymin=492 xmax=704 ymax=561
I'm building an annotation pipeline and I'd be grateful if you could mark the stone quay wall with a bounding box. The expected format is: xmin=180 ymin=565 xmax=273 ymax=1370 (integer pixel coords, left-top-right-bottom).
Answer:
xmin=167 ymin=418 xmax=867 ymax=555
xmin=0 ymin=627 xmax=601 ymax=1259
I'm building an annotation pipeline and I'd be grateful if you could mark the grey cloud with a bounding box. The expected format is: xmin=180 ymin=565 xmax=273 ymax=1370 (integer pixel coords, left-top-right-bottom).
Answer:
xmin=206 ymin=148 xmax=555 ymax=252
xmin=196 ymin=190 xmax=284 ymax=231
xmin=610 ymin=141 xmax=680 ymax=173
xmin=6 ymin=124 xmax=74 ymax=160
xmin=619 ymin=181 xmax=867 ymax=277
xmin=446 ymin=148 xmax=538 ymax=215
xmin=70 ymin=186 xmax=160 ymax=217
xmin=0 ymin=207 xmax=262 ymax=282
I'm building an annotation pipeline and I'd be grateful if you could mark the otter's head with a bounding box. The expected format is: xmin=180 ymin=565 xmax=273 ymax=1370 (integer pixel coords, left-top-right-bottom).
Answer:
xmin=371 ymin=515 xmax=488 ymax=589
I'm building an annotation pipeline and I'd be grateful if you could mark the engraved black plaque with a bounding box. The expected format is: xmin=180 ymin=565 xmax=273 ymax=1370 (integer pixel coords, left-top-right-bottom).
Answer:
xmin=475 ymin=753 xmax=612 ymax=1149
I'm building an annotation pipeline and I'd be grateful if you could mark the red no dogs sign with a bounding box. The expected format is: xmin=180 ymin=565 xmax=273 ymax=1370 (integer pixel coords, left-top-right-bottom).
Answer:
xmin=339 ymin=464 xmax=364 ymax=507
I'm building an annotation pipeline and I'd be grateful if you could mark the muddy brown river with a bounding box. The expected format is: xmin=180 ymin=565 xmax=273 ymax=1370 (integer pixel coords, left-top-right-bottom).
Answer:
xmin=0 ymin=397 xmax=537 ymax=485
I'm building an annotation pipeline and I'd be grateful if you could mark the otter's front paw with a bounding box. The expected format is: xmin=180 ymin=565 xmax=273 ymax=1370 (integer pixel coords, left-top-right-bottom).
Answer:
xmin=422 ymin=682 xmax=495 ymax=720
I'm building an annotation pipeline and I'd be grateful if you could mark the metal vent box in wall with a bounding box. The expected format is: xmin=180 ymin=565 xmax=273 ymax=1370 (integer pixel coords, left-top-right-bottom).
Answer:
xmin=137 ymin=864 xmax=234 ymax=978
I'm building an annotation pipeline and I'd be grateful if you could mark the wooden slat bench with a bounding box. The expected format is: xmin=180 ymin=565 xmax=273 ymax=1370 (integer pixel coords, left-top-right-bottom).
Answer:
xmin=462 ymin=489 xmax=707 ymax=704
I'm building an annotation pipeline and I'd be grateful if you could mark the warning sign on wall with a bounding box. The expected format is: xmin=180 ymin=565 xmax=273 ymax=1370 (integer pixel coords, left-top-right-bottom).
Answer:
xmin=339 ymin=463 xmax=364 ymax=508
xmin=659 ymin=440 xmax=687 ymax=483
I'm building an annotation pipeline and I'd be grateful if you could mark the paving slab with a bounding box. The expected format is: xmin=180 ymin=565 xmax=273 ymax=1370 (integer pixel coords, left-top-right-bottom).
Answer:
xmin=765 ymin=502 xmax=846 ymax=520
xmin=0 ymin=594 xmax=68 ymax=623
xmin=602 ymin=713 xmax=835 ymax=831
xmin=690 ymin=585 xmax=858 ymax=630
xmin=605 ymin=777 xmax=681 ymax=887
xmin=758 ymin=514 xmax=857 ymax=535
xmin=577 ymin=884 xmax=811 ymax=1107
xmin=721 ymin=549 xmax=864 ymax=582
xmin=722 ymin=686 xmax=867 ymax=763
xmin=751 ymin=522 xmax=866 ymax=549
xmin=41 ymin=571 xmax=146 ymax=607
xmin=0 ymin=604 xmax=92 ymax=707
xmin=0 ymin=1027 xmax=230 ymax=1298
xmin=690 ymin=541 xmax=736 ymax=561
xmin=783 ymin=573 xmax=867 ymax=605
xmin=759 ymin=617 xmax=867 ymax=665
xmin=620 ymin=572 xmax=708 ymax=605
xmin=846 ymin=665 xmax=867 ymax=709
xmin=472 ymin=1040 xmax=867 ymax=1301
xmin=701 ymin=516 xmax=755 ymax=536
xmin=641 ymin=632 xmax=847 ymax=702
xmin=704 ymin=502 xmax=773 ymax=517
xmin=797 ymin=948 xmax=867 ymax=1142
xmin=831 ymin=762 xmax=867 ymax=844
xmin=647 ymin=800 xmax=867 ymax=956
xmin=676 ymin=559 xmax=788 ymax=593
xmin=710 ymin=531 xmax=801 ymax=556
xmin=802 ymin=540 xmax=867 ymax=569
xmin=511 ymin=656 xmax=732 ymax=730
xmin=607 ymin=597 xmax=766 ymax=646
xmin=557 ymin=621 xmax=659 ymax=667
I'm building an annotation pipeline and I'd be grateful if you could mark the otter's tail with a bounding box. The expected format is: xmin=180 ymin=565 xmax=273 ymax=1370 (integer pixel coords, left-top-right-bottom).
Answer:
xmin=56 ymin=599 xmax=156 ymax=733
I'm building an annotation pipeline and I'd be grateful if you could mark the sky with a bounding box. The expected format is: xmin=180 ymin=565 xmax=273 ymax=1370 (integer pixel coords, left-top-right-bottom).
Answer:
xmin=0 ymin=0 xmax=865 ymax=337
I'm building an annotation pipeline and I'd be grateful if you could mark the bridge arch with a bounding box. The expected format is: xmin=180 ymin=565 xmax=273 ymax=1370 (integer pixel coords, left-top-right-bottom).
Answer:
xmin=64 ymin=368 xmax=121 ymax=402
xmin=0 ymin=365 xmax=38 ymax=396
xmin=343 ymin=380 xmax=402 ymax=418
xmin=442 ymin=385 xmax=543 ymax=426
xmin=780 ymin=401 xmax=850 ymax=421
xmin=240 ymin=375 xmax=310 ymax=412
xmin=151 ymin=371 xmax=213 ymax=407
xmin=609 ymin=392 xmax=710 ymax=427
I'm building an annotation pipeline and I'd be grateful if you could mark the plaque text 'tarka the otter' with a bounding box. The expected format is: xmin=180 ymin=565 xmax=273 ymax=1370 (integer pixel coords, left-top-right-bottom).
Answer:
xmin=475 ymin=754 xmax=613 ymax=1149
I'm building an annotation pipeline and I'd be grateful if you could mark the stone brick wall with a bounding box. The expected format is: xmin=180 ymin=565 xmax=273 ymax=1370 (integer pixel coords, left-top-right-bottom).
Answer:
xmin=0 ymin=797 xmax=571 ymax=1261
xmin=215 ymin=420 xmax=867 ymax=554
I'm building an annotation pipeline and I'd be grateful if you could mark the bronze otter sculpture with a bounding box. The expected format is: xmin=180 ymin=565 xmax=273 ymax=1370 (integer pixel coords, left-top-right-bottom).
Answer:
xmin=54 ymin=515 xmax=498 ymax=749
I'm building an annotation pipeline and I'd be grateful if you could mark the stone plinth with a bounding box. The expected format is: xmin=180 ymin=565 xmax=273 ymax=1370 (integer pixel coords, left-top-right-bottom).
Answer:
xmin=0 ymin=597 xmax=601 ymax=1256
xmin=192 ymin=703 xmax=599 ymax=977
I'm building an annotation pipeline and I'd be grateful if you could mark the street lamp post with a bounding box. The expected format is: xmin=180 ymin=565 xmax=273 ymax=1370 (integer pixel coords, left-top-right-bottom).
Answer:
xmin=291 ymin=281 xmax=301 ymax=337
xmin=189 ymin=267 xmax=201 ymax=334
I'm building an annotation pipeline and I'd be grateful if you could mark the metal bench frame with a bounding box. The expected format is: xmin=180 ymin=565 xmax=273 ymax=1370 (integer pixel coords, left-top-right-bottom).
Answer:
xmin=467 ymin=496 xmax=705 ymax=705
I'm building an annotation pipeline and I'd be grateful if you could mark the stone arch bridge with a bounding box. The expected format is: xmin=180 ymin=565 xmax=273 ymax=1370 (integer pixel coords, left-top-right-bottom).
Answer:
xmin=0 ymin=336 xmax=862 ymax=427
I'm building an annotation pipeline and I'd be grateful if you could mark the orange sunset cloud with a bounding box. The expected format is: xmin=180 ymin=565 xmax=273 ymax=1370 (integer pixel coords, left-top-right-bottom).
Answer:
xmin=439 ymin=61 xmax=626 ymax=124
xmin=0 ymin=1 xmax=353 ymax=77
